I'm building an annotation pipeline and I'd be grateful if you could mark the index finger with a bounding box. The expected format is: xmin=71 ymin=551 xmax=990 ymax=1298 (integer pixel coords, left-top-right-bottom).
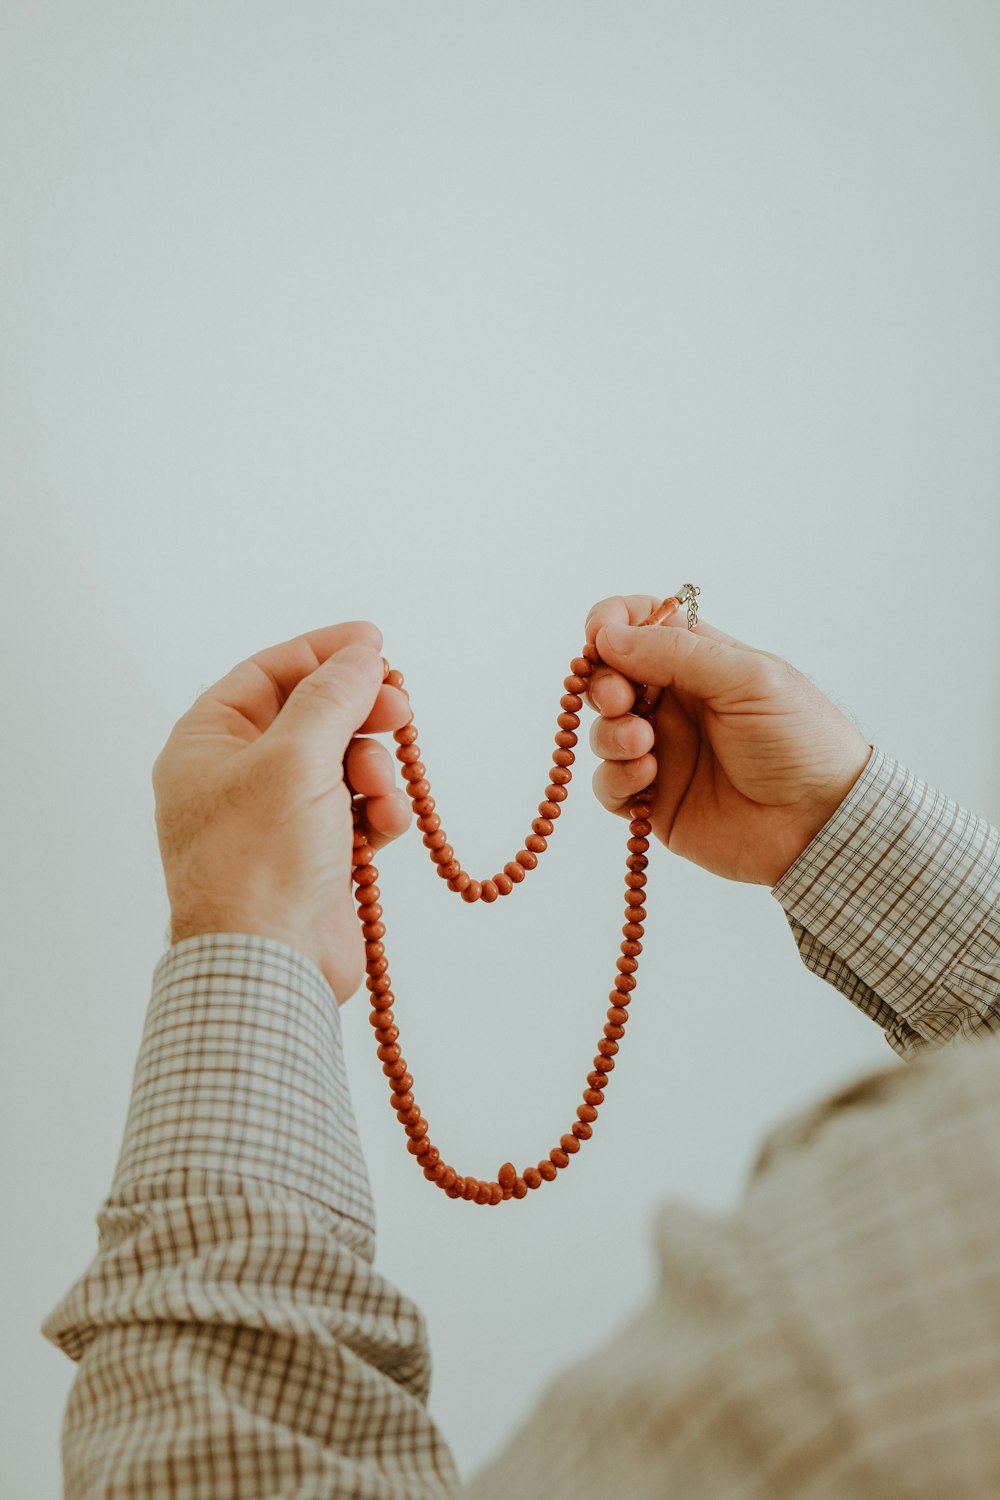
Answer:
xmin=583 ymin=596 xmax=660 ymax=717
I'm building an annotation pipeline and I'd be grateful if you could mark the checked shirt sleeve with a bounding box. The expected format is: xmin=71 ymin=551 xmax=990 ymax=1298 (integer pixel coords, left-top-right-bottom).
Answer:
xmin=771 ymin=746 xmax=1000 ymax=1059
xmin=41 ymin=933 xmax=461 ymax=1500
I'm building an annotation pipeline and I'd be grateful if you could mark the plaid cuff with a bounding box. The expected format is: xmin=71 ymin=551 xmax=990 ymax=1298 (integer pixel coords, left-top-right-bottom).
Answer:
xmin=772 ymin=747 xmax=1000 ymax=1053
xmin=107 ymin=933 xmax=376 ymax=1249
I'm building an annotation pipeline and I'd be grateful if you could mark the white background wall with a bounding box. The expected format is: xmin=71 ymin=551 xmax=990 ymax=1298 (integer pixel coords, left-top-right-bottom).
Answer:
xmin=2 ymin=3 xmax=998 ymax=1492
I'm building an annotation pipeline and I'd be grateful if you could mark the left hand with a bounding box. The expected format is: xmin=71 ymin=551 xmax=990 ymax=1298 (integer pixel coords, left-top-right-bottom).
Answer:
xmin=152 ymin=620 xmax=414 ymax=1003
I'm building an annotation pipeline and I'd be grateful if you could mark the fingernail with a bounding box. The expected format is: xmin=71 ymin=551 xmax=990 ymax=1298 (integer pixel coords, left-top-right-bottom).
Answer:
xmin=602 ymin=623 xmax=636 ymax=656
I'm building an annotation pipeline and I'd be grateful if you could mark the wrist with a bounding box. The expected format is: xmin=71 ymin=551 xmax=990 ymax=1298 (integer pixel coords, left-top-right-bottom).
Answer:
xmin=771 ymin=742 xmax=874 ymax=885
xmin=170 ymin=907 xmax=318 ymax=968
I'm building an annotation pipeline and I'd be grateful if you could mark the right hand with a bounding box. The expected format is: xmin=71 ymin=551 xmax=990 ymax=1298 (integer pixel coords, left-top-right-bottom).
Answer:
xmin=585 ymin=594 xmax=873 ymax=887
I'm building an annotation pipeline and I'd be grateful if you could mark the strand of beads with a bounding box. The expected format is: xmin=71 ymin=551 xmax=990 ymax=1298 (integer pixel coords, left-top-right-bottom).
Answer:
xmin=350 ymin=639 xmax=653 ymax=1205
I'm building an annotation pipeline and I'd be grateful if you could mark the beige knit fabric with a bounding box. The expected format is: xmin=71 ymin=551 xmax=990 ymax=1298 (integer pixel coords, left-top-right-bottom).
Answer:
xmin=43 ymin=746 xmax=1000 ymax=1497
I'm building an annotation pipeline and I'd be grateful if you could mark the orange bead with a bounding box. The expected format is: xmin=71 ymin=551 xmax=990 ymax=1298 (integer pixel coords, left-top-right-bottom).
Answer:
xmin=549 ymin=767 xmax=572 ymax=786
xmin=560 ymin=693 xmax=583 ymax=712
xmin=545 ymin=785 xmax=568 ymax=802
xmin=523 ymin=1167 xmax=543 ymax=1189
xmin=572 ymin=1121 xmax=593 ymax=1140
xmin=622 ymin=922 xmax=644 ymax=940
xmin=422 ymin=831 xmax=448 ymax=850
xmin=607 ymin=1006 xmax=629 ymax=1025
xmin=552 ymin=748 xmax=575 ymax=766
xmin=583 ymin=1088 xmax=604 ymax=1106
xmin=397 ymin=745 xmax=422 ymax=764
xmin=538 ymin=800 xmax=561 ymax=820
xmin=538 ymin=1160 xmax=558 ymax=1181
xmin=395 ymin=724 xmax=418 ymax=745
xmin=525 ymin=834 xmax=547 ymax=853
xmin=365 ymin=940 xmax=385 ymax=961
xmin=417 ymin=812 xmax=441 ymax=832
xmin=627 ymin=837 xmax=650 ymax=855
xmin=385 ymin=668 xmax=405 ymax=689
xmin=493 ymin=871 xmax=513 ymax=895
xmin=621 ymin=940 xmax=642 ymax=957
xmin=563 ymin=674 xmax=586 ymax=693
xmin=503 ymin=860 xmax=526 ymax=883
xmin=431 ymin=845 xmax=455 ymax=866
xmin=480 ymin=879 xmax=499 ymax=903
xmin=625 ymin=872 xmax=646 ymax=890
xmin=515 ymin=849 xmax=538 ymax=870
xmin=488 ymin=1183 xmax=503 ymax=1206
xmin=593 ymin=1056 xmax=614 ymax=1074
xmin=402 ymin=762 xmax=426 ymax=782
xmin=550 ymin=1147 xmax=570 ymax=1169
xmin=498 ymin=1162 xmax=517 ymax=1191
xmin=617 ymin=956 xmax=638 ymax=974
xmin=413 ymin=795 xmax=435 ymax=816
xmin=605 ymin=1023 xmax=625 ymax=1040
xmin=615 ymin=974 xmax=637 ymax=992
xmin=630 ymin=819 xmax=652 ymax=837
xmin=532 ymin=818 xmax=554 ymax=837
xmin=556 ymin=713 xmax=579 ymax=730
xmin=390 ymin=1090 xmax=414 ymax=1111
xmin=560 ymin=1134 xmax=581 ymax=1154
xmin=513 ymin=1178 xmax=528 ymax=1198
xmin=408 ymin=779 xmax=430 ymax=799
xmin=447 ymin=872 xmax=471 ymax=892
xmin=475 ymin=1182 xmax=492 ymax=1205
xmin=630 ymin=801 xmax=651 ymax=819
xmin=598 ymin=1038 xmax=619 ymax=1058
xmin=461 ymin=880 xmax=482 ymax=902
xmin=554 ymin=730 xmax=577 ymax=748
xmin=627 ymin=853 xmax=648 ymax=872
xmin=577 ymin=1104 xmax=598 ymax=1122
xmin=570 ymin=656 xmax=592 ymax=677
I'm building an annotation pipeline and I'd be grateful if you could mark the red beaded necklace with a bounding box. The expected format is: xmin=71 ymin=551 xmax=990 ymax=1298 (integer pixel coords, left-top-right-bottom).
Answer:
xmin=351 ymin=588 xmax=701 ymax=1206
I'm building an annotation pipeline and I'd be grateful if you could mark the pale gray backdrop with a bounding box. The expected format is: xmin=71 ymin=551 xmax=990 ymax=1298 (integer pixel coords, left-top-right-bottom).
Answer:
xmin=2 ymin=3 xmax=999 ymax=1493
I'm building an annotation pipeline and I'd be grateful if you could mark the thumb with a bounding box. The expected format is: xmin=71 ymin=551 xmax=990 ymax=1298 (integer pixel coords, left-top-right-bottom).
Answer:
xmin=270 ymin=642 xmax=385 ymax=757
xmin=596 ymin=622 xmax=757 ymax=706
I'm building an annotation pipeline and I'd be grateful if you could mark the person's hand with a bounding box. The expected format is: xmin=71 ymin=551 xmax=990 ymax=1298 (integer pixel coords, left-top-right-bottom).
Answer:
xmin=585 ymin=594 xmax=873 ymax=886
xmin=152 ymin=621 xmax=413 ymax=1004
